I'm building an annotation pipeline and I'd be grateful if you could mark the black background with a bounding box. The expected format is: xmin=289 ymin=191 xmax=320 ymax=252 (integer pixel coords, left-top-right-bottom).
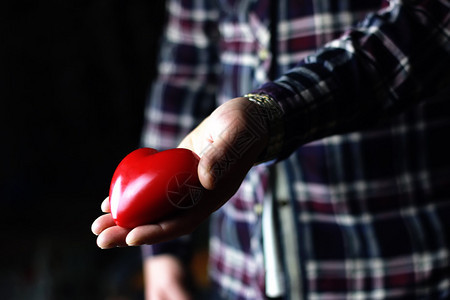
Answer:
xmin=1 ymin=1 xmax=166 ymax=298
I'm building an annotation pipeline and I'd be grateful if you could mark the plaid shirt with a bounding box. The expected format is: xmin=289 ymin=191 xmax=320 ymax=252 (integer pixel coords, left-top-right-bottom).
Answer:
xmin=141 ymin=0 xmax=450 ymax=299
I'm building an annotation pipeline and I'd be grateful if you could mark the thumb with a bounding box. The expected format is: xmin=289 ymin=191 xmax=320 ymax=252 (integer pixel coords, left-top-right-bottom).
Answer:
xmin=197 ymin=101 xmax=268 ymax=190
xmin=180 ymin=97 xmax=269 ymax=191
xmin=197 ymin=139 xmax=229 ymax=191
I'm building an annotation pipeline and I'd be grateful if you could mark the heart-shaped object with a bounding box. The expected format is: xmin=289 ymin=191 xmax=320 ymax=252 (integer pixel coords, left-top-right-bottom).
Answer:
xmin=109 ymin=148 xmax=203 ymax=228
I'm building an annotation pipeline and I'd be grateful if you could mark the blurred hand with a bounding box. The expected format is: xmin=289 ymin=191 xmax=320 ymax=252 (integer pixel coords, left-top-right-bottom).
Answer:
xmin=143 ymin=255 xmax=192 ymax=300
xmin=91 ymin=97 xmax=268 ymax=248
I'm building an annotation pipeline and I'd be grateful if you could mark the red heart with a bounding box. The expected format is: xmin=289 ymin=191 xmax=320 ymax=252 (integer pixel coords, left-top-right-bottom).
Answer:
xmin=109 ymin=148 xmax=203 ymax=228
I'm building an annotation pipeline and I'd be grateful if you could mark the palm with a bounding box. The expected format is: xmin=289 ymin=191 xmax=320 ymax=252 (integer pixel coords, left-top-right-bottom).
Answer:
xmin=92 ymin=97 xmax=268 ymax=248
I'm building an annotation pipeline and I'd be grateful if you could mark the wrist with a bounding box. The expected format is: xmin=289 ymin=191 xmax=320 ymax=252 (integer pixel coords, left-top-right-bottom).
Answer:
xmin=244 ymin=93 xmax=284 ymax=163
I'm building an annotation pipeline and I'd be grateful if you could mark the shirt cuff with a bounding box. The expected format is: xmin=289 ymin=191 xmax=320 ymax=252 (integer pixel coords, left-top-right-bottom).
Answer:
xmin=141 ymin=236 xmax=192 ymax=263
xmin=250 ymin=82 xmax=310 ymax=161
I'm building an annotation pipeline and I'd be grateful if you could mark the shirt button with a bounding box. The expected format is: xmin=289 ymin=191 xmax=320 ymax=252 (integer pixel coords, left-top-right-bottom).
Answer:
xmin=278 ymin=200 xmax=289 ymax=207
xmin=258 ymin=48 xmax=270 ymax=61
xmin=254 ymin=203 xmax=263 ymax=215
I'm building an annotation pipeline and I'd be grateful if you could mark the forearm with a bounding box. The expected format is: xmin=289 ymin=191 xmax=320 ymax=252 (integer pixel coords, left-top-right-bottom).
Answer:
xmin=255 ymin=0 xmax=450 ymax=160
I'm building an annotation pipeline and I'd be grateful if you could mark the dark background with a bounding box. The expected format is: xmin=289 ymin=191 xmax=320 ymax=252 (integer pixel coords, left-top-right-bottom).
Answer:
xmin=1 ymin=0 xmax=166 ymax=299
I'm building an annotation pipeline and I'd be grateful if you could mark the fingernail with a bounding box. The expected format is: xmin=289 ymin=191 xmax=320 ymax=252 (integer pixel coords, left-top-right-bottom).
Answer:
xmin=125 ymin=235 xmax=140 ymax=247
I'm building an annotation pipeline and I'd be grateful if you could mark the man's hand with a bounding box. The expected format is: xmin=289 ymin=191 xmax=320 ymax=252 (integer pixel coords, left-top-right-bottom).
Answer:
xmin=143 ymin=255 xmax=192 ymax=300
xmin=91 ymin=97 xmax=268 ymax=248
